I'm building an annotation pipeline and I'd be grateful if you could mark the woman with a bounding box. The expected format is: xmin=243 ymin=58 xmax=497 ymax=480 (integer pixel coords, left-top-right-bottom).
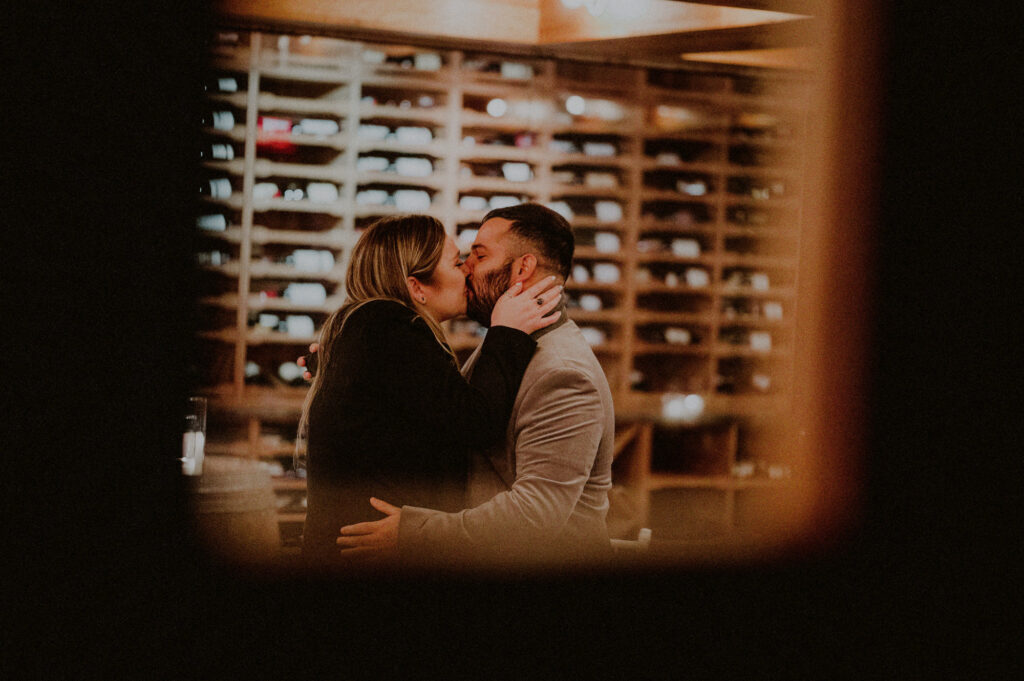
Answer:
xmin=299 ymin=214 xmax=561 ymax=563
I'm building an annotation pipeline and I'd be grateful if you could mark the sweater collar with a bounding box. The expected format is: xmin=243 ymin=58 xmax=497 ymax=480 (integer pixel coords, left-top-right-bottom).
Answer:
xmin=530 ymin=300 xmax=570 ymax=342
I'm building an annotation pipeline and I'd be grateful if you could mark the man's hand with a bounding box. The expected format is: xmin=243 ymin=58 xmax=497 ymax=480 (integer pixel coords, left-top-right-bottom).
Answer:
xmin=296 ymin=342 xmax=319 ymax=381
xmin=336 ymin=497 xmax=401 ymax=562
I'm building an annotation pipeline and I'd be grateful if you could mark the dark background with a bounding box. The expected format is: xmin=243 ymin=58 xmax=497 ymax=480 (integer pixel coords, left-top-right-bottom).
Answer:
xmin=4 ymin=2 xmax=1018 ymax=677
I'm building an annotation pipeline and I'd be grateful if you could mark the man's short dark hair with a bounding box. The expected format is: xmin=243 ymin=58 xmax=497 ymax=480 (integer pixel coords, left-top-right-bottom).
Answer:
xmin=481 ymin=203 xmax=575 ymax=280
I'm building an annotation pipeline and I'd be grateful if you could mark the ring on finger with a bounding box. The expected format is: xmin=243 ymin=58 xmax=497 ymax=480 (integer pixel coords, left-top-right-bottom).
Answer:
xmin=536 ymin=297 xmax=544 ymax=306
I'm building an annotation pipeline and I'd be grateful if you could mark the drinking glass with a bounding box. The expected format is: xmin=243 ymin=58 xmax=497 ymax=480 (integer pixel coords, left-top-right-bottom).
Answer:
xmin=181 ymin=396 xmax=207 ymax=476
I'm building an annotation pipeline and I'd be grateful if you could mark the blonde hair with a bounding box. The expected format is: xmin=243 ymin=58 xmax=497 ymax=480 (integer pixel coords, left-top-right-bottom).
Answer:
xmin=295 ymin=215 xmax=455 ymax=467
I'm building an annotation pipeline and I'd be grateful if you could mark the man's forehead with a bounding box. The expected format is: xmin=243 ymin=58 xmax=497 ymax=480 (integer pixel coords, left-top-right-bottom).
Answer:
xmin=474 ymin=217 xmax=513 ymax=247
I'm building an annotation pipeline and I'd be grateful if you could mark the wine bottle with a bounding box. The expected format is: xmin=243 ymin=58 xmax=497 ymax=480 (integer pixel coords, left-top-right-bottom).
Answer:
xmin=202 ymin=76 xmax=239 ymax=93
xmin=199 ymin=178 xmax=232 ymax=200
xmin=201 ymin=109 xmax=235 ymax=131
xmin=199 ymin=142 xmax=235 ymax=161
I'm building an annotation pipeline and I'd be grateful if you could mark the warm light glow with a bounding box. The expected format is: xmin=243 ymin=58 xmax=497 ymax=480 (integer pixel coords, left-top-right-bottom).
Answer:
xmin=486 ymin=98 xmax=507 ymax=117
xmin=565 ymin=95 xmax=585 ymax=116
xmin=562 ymin=0 xmax=649 ymax=20
xmin=661 ymin=393 xmax=705 ymax=422
xmin=537 ymin=0 xmax=801 ymax=45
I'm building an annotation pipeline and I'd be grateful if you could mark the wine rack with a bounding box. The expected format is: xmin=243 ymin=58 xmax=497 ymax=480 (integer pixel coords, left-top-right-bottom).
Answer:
xmin=195 ymin=29 xmax=811 ymax=546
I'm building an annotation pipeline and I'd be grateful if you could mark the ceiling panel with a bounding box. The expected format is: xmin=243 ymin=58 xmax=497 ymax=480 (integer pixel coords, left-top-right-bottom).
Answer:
xmin=213 ymin=0 xmax=820 ymax=70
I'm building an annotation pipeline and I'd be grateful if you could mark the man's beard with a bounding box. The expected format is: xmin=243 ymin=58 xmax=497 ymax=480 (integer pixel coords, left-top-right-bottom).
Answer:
xmin=465 ymin=259 xmax=514 ymax=327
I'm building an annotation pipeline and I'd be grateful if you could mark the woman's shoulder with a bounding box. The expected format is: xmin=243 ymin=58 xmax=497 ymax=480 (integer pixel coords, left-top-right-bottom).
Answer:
xmin=344 ymin=298 xmax=422 ymax=332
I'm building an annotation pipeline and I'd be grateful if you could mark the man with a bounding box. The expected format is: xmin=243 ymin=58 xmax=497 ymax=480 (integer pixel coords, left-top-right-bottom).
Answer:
xmin=307 ymin=203 xmax=615 ymax=566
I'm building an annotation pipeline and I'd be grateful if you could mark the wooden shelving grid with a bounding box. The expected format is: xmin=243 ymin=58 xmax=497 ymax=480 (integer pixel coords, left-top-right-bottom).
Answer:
xmin=195 ymin=29 xmax=811 ymax=546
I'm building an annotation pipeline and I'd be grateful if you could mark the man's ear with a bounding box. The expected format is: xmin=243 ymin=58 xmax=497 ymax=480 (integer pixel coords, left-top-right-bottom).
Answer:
xmin=406 ymin=276 xmax=427 ymax=303
xmin=512 ymin=253 xmax=538 ymax=283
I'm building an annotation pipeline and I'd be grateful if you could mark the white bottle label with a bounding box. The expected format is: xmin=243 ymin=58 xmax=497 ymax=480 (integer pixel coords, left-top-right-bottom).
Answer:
xmin=181 ymin=431 xmax=205 ymax=476
xmin=208 ymin=178 xmax=232 ymax=199
xmin=212 ymin=111 xmax=234 ymax=131
xmin=211 ymin=143 xmax=234 ymax=160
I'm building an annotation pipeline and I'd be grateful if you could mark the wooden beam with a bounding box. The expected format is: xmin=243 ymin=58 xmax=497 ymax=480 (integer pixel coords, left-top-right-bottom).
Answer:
xmin=213 ymin=0 xmax=541 ymax=44
xmin=538 ymin=0 xmax=803 ymax=44
xmin=543 ymin=18 xmax=820 ymax=62
xmin=661 ymin=0 xmax=817 ymax=15
xmin=211 ymin=0 xmax=818 ymax=74
xmin=682 ymin=46 xmax=818 ymax=69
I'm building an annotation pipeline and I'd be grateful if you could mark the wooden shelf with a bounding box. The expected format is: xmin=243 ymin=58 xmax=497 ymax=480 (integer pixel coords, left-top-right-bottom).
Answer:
xmin=256 ymin=92 xmax=350 ymax=116
xmin=550 ymin=185 xmax=631 ymax=201
xmin=201 ymin=261 xmax=345 ymax=281
xmin=257 ymin=63 xmax=353 ymax=84
xmin=460 ymin=111 xmax=546 ymax=131
xmin=565 ymin=216 xmax=630 ymax=230
xmin=253 ymin=160 xmax=348 ymax=183
xmin=718 ymin=285 xmax=797 ymax=299
xmin=198 ymin=226 xmax=352 ymax=249
xmin=201 ymin=159 xmax=246 ymax=176
xmin=459 ymin=145 xmax=544 ymax=163
xmin=721 ymin=225 xmax=800 ymax=238
xmin=247 ymin=330 xmax=320 ymax=345
xmin=457 ymin=176 xmax=542 ymax=194
xmin=200 ymin=329 xmax=322 ymax=346
xmin=635 ymin=253 xmax=715 ymax=266
xmin=572 ymin=246 xmax=627 ymax=261
xmin=256 ymin=132 xmax=348 ymax=150
xmin=272 ymin=478 xmax=307 ymax=491
xmin=712 ymin=345 xmax=789 ymax=359
xmin=201 ymin=195 xmax=244 ymax=211
xmin=565 ymin=309 xmax=626 ymax=324
xmin=551 ymin=119 xmax=637 ymax=136
xmin=633 ymin=282 xmax=713 ymax=295
xmin=358 ymin=170 xmax=445 ymax=189
xmin=209 ymin=52 xmax=252 ymax=73
xmin=633 ymin=311 xmax=714 ymax=325
xmin=636 ymin=219 xmax=718 ymax=235
xmin=207 ymin=92 xmax=250 ymax=109
xmin=564 ymin=281 xmax=626 ymax=293
xmin=360 ymin=103 xmax=448 ymax=124
xmin=723 ymin=196 xmax=801 ymax=209
xmin=717 ymin=314 xmax=788 ymax=328
xmin=250 ymin=199 xmax=347 ymax=217
xmin=360 ymin=71 xmax=454 ymax=89
xmin=356 ymin=139 xmax=448 ymax=156
xmin=352 ymin=204 xmax=445 ymax=219
xmin=587 ymin=342 xmax=625 ymax=355
xmin=460 ymin=79 xmax=541 ymax=97
xmin=641 ymin=129 xmax=726 ymax=144
xmin=639 ymin=159 xmax=726 ymax=174
xmin=549 ymin=152 xmax=630 ymax=168
xmin=200 ymin=293 xmax=345 ymax=314
xmin=202 ymin=126 xmax=248 ymax=144
xmin=646 ymin=473 xmax=787 ymax=491
xmin=632 ymin=342 xmax=710 ymax=356
xmin=640 ymin=188 xmax=719 ymax=204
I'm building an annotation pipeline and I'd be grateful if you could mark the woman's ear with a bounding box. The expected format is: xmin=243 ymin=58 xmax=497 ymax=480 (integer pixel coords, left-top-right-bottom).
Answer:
xmin=406 ymin=276 xmax=427 ymax=304
xmin=513 ymin=253 xmax=538 ymax=282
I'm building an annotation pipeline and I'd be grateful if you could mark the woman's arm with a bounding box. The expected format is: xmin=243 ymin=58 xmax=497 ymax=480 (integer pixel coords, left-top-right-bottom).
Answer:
xmin=372 ymin=307 xmax=535 ymax=448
